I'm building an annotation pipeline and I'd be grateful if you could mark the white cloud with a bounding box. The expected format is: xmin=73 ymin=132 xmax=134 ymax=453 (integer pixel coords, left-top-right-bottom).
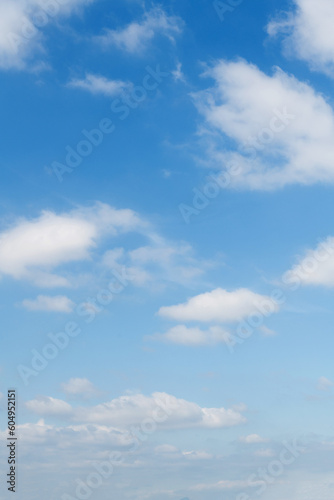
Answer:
xmin=22 ymin=295 xmax=74 ymax=312
xmin=149 ymin=324 xmax=231 ymax=346
xmin=317 ymin=377 xmax=334 ymax=391
xmin=3 ymin=419 xmax=129 ymax=449
xmin=26 ymin=392 xmax=246 ymax=429
xmin=284 ymin=236 xmax=334 ymax=287
xmin=26 ymin=396 xmax=72 ymax=417
xmin=61 ymin=377 xmax=99 ymax=398
xmin=0 ymin=210 xmax=94 ymax=285
xmin=68 ymin=74 xmax=132 ymax=96
xmin=172 ymin=62 xmax=185 ymax=82
xmin=158 ymin=288 xmax=279 ymax=323
xmin=97 ymin=7 xmax=183 ymax=54
xmin=102 ymin=239 xmax=210 ymax=289
xmin=194 ymin=59 xmax=334 ymax=189
xmin=0 ymin=0 xmax=94 ymax=70
xmin=0 ymin=202 xmax=209 ymax=293
xmin=0 ymin=202 xmax=145 ymax=287
xmin=267 ymin=0 xmax=334 ymax=76
xmin=239 ymin=434 xmax=268 ymax=444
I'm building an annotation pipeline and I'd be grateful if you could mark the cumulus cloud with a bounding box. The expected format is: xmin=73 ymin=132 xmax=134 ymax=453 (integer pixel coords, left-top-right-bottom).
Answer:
xmin=0 ymin=202 xmax=145 ymax=287
xmin=284 ymin=237 xmax=334 ymax=287
xmin=267 ymin=0 xmax=334 ymax=76
xmin=26 ymin=396 xmax=72 ymax=417
xmin=149 ymin=324 xmax=231 ymax=346
xmin=68 ymin=74 xmax=132 ymax=96
xmin=0 ymin=0 xmax=95 ymax=70
xmin=158 ymin=288 xmax=279 ymax=323
xmin=22 ymin=295 xmax=74 ymax=313
xmin=61 ymin=377 xmax=99 ymax=398
xmin=0 ymin=202 xmax=208 ymax=293
xmin=97 ymin=7 xmax=183 ymax=53
xmin=194 ymin=59 xmax=334 ymax=189
xmin=26 ymin=392 xmax=246 ymax=429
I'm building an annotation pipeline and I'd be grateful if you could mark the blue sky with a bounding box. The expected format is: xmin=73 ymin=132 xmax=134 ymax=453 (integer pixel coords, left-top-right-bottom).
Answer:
xmin=1 ymin=1 xmax=334 ymax=499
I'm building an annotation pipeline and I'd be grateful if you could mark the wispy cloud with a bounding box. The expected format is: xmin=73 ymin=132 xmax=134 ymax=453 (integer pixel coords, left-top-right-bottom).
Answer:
xmin=172 ymin=61 xmax=186 ymax=82
xmin=97 ymin=7 xmax=183 ymax=54
xmin=102 ymin=238 xmax=213 ymax=289
xmin=68 ymin=73 xmax=132 ymax=96
xmin=22 ymin=295 xmax=74 ymax=313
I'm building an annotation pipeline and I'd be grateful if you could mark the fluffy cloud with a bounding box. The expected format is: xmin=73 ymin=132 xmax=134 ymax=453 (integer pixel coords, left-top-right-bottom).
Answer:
xmin=61 ymin=377 xmax=99 ymax=398
xmin=0 ymin=202 xmax=209 ymax=293
xmin=0 ymin=202 xmax=144 ymax=287
xmin=149 ymin=324 xmax=231 ymax=346
xmin=267 ymin=0 xmax=334 ymax=76
xmin=26 ymin=396 xmax=72 ymax=417
xmin=158 ymin=288 xmax=279 ymax=323
xmin=97 ymin=7 xmax=183 ymax=53
xmin=26 ymin=392 xmax=246 ymax=429
xmin=284 ymin=236 xmax=334 ymax=287
xmin=22 ymin=295 xmax=74 ymax=312
xmin=0 ymin=0 xmax=94 ymax=70
xmin=194 ymin=59 xmax=334 ymax=189
xmin=68 ymin=74 xmax=132 ymax=96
